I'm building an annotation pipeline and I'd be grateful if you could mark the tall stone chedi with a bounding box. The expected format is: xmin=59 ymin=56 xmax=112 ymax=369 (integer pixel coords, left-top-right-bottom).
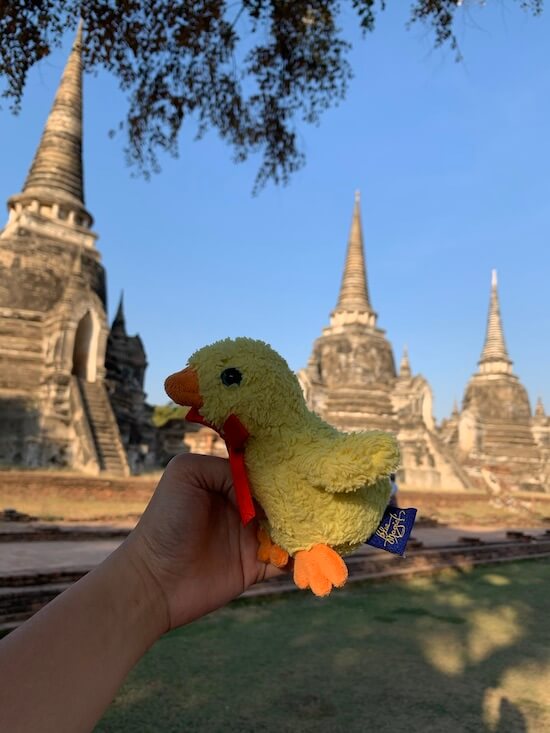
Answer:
xmin=440 ymin=271 xmax=544 ymax=491
xmin=0 ymin=27 xmax=129 ymax=474
xmin=299 ymin=192 xmax=396 ymax=432
xmin=299 ymin=194 xmax=469 ymax=489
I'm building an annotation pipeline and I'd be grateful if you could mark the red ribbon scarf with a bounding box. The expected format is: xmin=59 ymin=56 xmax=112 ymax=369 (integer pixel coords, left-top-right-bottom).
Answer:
xmin=185 ymin=407 xmax=256 ymax=525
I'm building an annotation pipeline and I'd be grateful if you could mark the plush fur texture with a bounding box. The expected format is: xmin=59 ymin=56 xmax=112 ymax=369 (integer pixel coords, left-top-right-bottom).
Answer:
xmin=168 ymin=337 xmax=401 ymax=595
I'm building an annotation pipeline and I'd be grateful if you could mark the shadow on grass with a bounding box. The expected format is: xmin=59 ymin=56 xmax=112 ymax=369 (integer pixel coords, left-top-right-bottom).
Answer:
xmin=95 ymin=558 xmax=549 ymax=733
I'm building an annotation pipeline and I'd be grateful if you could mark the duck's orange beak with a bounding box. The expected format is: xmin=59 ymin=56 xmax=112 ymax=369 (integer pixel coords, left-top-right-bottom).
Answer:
xmin=164 ymin=367 xmax=203 ymax=408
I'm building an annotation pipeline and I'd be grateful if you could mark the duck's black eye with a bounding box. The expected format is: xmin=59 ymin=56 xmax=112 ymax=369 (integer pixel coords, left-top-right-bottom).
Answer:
xmin=220 ymin=368 xmax=242 ymax=387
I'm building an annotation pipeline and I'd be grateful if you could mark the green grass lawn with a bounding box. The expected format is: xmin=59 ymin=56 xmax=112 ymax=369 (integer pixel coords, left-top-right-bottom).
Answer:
xmin=95 ymin=559 xmax=550 ymax=733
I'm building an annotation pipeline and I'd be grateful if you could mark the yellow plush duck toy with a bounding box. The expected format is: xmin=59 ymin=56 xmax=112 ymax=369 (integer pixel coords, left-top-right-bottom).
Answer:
xmin=165 ymin=337 xmax=401 ymax=597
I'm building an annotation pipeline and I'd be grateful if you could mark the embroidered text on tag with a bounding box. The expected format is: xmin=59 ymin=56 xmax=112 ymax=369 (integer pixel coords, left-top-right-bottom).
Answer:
xmin=366 ymin=506 xmax=417 ymax=556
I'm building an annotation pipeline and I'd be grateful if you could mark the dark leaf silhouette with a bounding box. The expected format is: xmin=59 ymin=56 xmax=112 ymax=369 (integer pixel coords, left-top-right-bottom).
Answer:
xmin=0 ymin=1 xmax=543 ymax=190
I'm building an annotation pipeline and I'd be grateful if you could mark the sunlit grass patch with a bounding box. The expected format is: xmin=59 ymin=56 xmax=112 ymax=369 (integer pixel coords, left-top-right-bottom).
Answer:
xmin=96 ymin=558 xmax=550 ymax=733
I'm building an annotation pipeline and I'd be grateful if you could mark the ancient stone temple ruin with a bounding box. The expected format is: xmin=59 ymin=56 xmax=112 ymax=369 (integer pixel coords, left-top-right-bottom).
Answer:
xmin=104 ymin=295 xmax=157 ymax=473
xmin=1 ymin=28 xmax=547 ymax=490
xmin=439 ymin=271 xmax=548 ymax=492
xmin=299 ymin=193 xmax=470 ymax=490
xmin=0 ymin=27 xmax=153 ymax=475
xmin=298 ymin=193 xmax=549 ymax=492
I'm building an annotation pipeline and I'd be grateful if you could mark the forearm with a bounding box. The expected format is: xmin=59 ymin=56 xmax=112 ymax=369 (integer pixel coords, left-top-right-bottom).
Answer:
xmin=0 ymin=537 xmax=168 ymax=733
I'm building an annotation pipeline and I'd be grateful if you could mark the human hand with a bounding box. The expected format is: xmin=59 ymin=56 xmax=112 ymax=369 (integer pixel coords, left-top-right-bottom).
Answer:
xmin=126 ymin=453 xmax=285 ymax=633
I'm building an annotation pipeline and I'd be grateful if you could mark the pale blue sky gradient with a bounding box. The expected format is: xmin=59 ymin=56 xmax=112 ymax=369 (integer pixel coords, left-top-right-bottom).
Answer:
xmin=1 ymin=3 xmax=548 ymax=419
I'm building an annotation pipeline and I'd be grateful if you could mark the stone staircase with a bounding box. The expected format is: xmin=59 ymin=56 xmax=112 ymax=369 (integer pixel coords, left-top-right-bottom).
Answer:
xmin=427 ymin=430 xmax=472 ymax=489
xmin=76 ymin=378 xmax=129 ymax=476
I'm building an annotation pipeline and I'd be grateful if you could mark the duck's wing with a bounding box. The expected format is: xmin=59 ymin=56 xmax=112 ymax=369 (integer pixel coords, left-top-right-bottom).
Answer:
xmin=298 ymin=431 xmax=400 ymax=493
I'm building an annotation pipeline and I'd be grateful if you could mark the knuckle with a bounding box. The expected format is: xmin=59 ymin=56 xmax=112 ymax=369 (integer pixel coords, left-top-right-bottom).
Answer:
xmin=165 ymin=451 xmax=200 ymax=476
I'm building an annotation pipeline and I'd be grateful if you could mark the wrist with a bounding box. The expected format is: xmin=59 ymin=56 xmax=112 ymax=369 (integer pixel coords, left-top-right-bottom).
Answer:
xmin=107 ymin=536 xmax=171 ymax=643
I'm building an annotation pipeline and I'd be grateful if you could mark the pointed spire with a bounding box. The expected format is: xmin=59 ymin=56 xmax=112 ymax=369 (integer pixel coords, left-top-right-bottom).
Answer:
xmin=22 ymin=22 xmax=85 ymax=205
xmin=111 ymin=291 xmax=127 ymax=334
xmin=535 ymin=397 xmax=545 ymax=419
xmin=478 ymin=270 xmax=513 ymax=375
xmin=452 ymin=398 xmax=460 ymax=417
xmin=399 ymin=345 xmax=411 ymax=378
xmin=334 ymin=191 xmax=373 ymax=315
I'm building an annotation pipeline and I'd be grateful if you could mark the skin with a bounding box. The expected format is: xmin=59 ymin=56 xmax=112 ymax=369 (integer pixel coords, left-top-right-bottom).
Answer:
xmin=0 ymin=453 xmax=283 ymax=733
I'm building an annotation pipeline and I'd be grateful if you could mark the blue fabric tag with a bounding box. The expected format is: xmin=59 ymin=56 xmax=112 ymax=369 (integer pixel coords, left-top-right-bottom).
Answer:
xmin=366 ymin=506 xmax=418 ymax=556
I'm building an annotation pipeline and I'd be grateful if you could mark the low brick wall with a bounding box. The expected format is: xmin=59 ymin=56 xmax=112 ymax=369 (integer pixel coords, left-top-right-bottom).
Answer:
xmin=0 ymin=527 xmax=130 ymax=542
xmin=0 ymin=470 xmax=158 ymax=497
xmin=2 ymin=540 xmax=550 ymax=628
xmin=399 ymin=488 xmax=550 ymax=516
xmin=0 ymin=585 xmax=71 ymax=626
xmin=0 ymin=470 xmax=158 ymax=521
xmin=246 ymin=538 xmax=550 ymax=596
xmin=1 ymin=471 xmax=549 ymax=526
xmin=2 ymin=471 xmax=548 ymax=504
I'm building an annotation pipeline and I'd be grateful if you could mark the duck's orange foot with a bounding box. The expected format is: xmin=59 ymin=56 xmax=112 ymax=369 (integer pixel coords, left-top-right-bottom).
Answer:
xmin=257 ymin=526 xmax=289 ymax=568
xmin=293 ymin=544 xmax=348 ymax=597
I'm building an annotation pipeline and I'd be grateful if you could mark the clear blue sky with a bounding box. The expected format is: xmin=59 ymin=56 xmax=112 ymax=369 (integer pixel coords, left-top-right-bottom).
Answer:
xmin=1 ymin=3 xmax=548 ymax=420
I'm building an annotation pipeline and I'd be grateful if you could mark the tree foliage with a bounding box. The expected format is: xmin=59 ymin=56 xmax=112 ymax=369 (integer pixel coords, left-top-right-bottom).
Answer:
xmin=0 ymin=1 xmax=543 ymax=190
xmin=152 ymin=403 xmax=190 ymax=427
